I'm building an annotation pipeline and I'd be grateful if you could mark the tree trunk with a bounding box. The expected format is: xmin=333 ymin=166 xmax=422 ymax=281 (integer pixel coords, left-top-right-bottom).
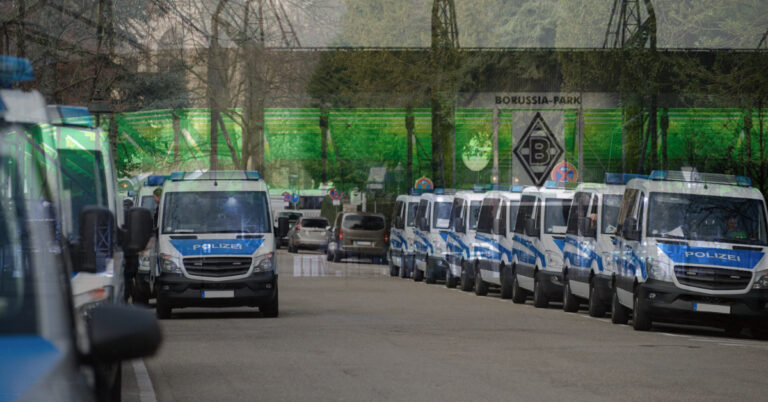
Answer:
xmin=406 ymin=106 xmax=414 ymax=190
xmin=624 ymin=95 xmax=644 ymax=174
xmin=172 ymin=110 xmax=180 ymax=169
xmin=660 ymin=107 xmax=669 ymax=170
xmin=648 ymin=95 xmax=658 ymax=170
xmin=320 ymin=105 xmax=329 ymax=184
xmin=745 ymin=107 xmax=753 ymax=177
xmin=207 ymin=0 xmax=230 ymax=171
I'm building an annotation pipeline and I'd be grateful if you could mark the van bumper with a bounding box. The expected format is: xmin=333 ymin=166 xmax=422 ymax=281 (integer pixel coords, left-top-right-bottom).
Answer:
xmin=538 ymin=269 xmax=564 ymax=299
xmin=639 ymin=279 xmax=768 ymax=322
xmin=156 ymin=272 xmax=277 ymax=308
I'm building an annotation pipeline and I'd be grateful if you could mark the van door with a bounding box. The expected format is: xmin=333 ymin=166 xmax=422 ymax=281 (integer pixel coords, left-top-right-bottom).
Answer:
xmin=616 ymin=189 xmax=643 ymax=303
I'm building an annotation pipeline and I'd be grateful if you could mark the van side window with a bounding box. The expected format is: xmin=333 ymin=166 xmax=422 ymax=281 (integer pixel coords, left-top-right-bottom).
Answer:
xmin=514 ymin=195 xmax=536 ymax=234
xmin=508 ymin=200 xmax=519 ymax=235
xmin=534 ymin=198 xmax=542 ymax=232
xmin=477 ymin=198 xmax=500 ymax=234
xmin=393 ymin=201 xmax=403 ymax=229
xmin=448 ymin=198 xmax=464 ymax=233
xmin=566 ymin=192 xmax=590 ymax=236
xmin=416 ymin=199 xmax=429 ymax=231
xmin=635 ymin=193 xmax=645 ymax=234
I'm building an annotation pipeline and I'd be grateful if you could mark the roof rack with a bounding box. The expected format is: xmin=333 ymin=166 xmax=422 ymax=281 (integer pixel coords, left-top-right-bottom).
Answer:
xmin=649 ymin=170 xmax=751 ymax=187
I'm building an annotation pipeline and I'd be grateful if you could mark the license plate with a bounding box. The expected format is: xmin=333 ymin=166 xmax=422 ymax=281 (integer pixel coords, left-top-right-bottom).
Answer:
xmin=693 ymin=302 xmax=730 ymax=314
xmin=202 ymin=290 xmax=234 ymax=299
xmin=355 ymin=241 xmax=372 ymax=246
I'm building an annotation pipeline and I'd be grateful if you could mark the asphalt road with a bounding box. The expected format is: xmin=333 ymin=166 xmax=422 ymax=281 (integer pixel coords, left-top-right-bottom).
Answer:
xmin=123 ymin=250 xmax=768 ymax=401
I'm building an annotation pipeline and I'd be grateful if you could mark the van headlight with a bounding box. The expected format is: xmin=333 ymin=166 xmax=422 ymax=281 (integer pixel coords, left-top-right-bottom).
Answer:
xmin=139 ymin=250 xmax=151 ymax=272
xmin=752 ymin=272 xmax=768 ymax=289
xmin=546 ymin=250 xmax=563 ymax=268
xmin=160 ymin=253 xmax=182 ymax=274
xmin=646 ymin=257 xmax=673 ymax=281
xmin=252 ymin=253 xmax=274 ymax=273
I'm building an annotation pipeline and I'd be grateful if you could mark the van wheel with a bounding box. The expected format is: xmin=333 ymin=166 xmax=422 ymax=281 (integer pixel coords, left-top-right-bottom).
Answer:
xmin=445 ymin=268 xmax=458 ymax=288
xmin=156 ymin=298 xmax=171 ymax=319
xmin=326 ymin=250 xmax=333 ymax=262
xmin=632 ymin=290 xmax=652 ymax=331
xmin=389 ymin=253 xmax=399 ymax=276
xmin=474 ymin=265 xmax=488 ymax=296
xmin=611 ymin=289 xmax=629 ymax=325
xmin=413 ymin=266 xmax=424 ymax=282
xmin=724 ymin=323 xmax=743 ymax=338
xmin=588 ymin=283 xmax=607 ymax=317
xmin=562 ymin=277 xmax=579 ymax=312
xmin=400 ymin=257 xmax=410 ymax=278
xmin=261 ymin=288 xmax=279 ymax=318
xmin=500 ymin=265 xmax=513 ymax=299
xmin=288 ymin=242 xmax=296 ymax=253
xmin=333 ymin=250 xmax=342 ymax=263
xmin=750 ymin=323 xmax=768 ymax=340
xmin=459 ymin=261 xmax=473 ymax=292
xmin=533 ymin=273 xmax=549 ymax=308
xmin=425 ymin=258 xmax=437 ymax=284
xmin=511 ymin=273 xmax=527 ymax=304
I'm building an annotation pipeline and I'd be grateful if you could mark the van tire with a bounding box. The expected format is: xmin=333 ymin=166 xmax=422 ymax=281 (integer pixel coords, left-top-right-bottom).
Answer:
xmin=326 ymin=250 xmax=333 ymax=261
xmin=333 ymin=250 xmax=342 ymax=263
xmin=611 ymin=289 xmax=629 ymax=325
xmin=750 ymin=323 xmax=768 ymax=340
xmin=511 ymin=274 xmax=527 ymax=304
xmin=500 ymin=265 xmax=513 ymax=299
xmin=261 ymin=288 xmax=279 ymax=318
xmin=632 ymin=290 xmax=652 ymax=331
xmin=156 ymin=298 xmax=171 ymax=319
xmin=533 ymin=274 xmax=549 ymax=308
xmin=474 ymin=266 xmax=488 ymax=296
xmin=400 ymin=257 xmax=410 ymax=278
xmin=588 ymin=283 xmax=607 ymax=317
xmin=413 ymin=266 xmax=424 ymax=282
xmin=562 ymin=278 xmax=579 ymax=312
xmin=445 ymin=268 xmax=458 ymax=288
xmin=389 ymin=253 xmax=399 ymax=276
xmin=425 ymin=258 xmax=437 ymax=284
xmin=459 ymin=261 xmax=473 ymax=292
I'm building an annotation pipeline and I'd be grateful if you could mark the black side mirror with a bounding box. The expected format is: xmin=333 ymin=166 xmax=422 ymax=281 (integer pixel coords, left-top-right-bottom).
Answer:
xmin=77 ymin=206 xmax=115 ymax=273
xmin=455 ymin=219 xmax=464 ymax=233
xmin=123 ymin=207 xmax=153 ymax=254
xmin=525 ymin=218 xmax=538 ymax=237
xmin=88 ymin=304 xmax=162 ymax=363
xmin=277 ymin=217 xmax=290 ymax=237
xmin=395 ymin=216 xmax=403 ymax=229
xmin=622 ymin=217 xmax=640 ymax=241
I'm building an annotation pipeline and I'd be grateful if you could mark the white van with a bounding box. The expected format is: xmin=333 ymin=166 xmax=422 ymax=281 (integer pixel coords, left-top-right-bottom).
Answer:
xmin=444 ymin=190 xmax=487 ymax=289
xmin=413 ymin=191 xmax=454 ymax=283
xmin=389 ymin=194 xmax=420 ymax=277
xmin=154 ymin=171 xmax=278 ymax=318
xmin=611 ymin=171 xmax=768 ymax=337
xmin=511 ymin=183 xmax=574 ymax=307
xmin=471 ymin=187 xmax=523 ymax=297
xmin=561 ymin=175 xmax=635 ymax=315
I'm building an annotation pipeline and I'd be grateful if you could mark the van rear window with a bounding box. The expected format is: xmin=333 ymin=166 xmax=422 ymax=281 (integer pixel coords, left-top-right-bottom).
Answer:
xmin=343 ymin=215 xmax=385 ymax=230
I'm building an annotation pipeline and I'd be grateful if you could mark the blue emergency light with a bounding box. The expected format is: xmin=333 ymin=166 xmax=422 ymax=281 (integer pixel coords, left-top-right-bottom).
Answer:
xmin=145 ymin=175 xmax=168 ymax=187
xmin=605 ymin=173 xmax=649 ymax=185
xmin=170 ymin=171 xmax=261 ymax=181
xmin=434 ymin=188 xmax=445 ymax=195
xmin=649 ymin=170 xmax=752 ymax=187
xmin=0 ymin=56 xmax=34 ymax=89
xmin=544 ymin=180 xmax=567 ymax=189
xmin=510 ymin=185 xmax=524 ymax=193
xmin=473 ymin=184 xmax=489 ymax=193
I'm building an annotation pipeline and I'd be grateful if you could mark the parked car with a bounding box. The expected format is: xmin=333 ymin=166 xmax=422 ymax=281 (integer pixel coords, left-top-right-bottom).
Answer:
xmin=288 ymin=216 xmax=330 ymax=252
xmin=275 ymin=211 xmax=303 ymax=248
xmin=327 ymin=212 xmax=388 ymax=264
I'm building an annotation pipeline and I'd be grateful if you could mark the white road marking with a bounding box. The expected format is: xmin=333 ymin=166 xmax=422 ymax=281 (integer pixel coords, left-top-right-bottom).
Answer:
xmin=132 ymin=359 xmax=157 ymax=402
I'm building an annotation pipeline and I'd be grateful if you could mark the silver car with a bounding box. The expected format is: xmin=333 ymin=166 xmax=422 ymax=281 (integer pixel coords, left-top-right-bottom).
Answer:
xmin=287 ymin=216 xmax=330 ymax=252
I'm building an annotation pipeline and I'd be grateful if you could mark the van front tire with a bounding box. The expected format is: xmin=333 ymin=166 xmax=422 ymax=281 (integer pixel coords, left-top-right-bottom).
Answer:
xmin=156 ymin=298 xmax=171 ymax=319
xmin=459 ymin=261 xmax=473 ymax=292
xmin=562 ymin=278 xmax=579 ymax=312
xmin=632 ymin=290 xmax=652 ymax=331
xmin=611 ymin=289 xmax=629 ymax=325
xmin=533 ymin=273 xmax=549 ymax=308
xmin=474 ymin=266 xmax=488 ymax=296
xmin=511 ymin=274 xmax=527 ymax=304
xmin=500 ymin=265 xmax=513 ymax=299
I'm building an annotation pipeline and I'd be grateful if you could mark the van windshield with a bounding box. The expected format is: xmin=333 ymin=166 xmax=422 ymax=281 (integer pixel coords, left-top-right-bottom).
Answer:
xmin=163 ymin=191 xmax=270 ymax=234
xmin=601 ymin=195 xmax=622 ymax=235
xmin=406 ymin=202 xmax=418 ymax=227
xmin=469 ymin=201 xmax=482 ymax=230
xmin=545 ymin=198 xmax=571 ymax=234
xmin=343 ymin=215 xmax=385 ymax=230
xmin=433 ymin=202 xmax=452 ymax=229
xmin=647 ymin=192 xmax=767 ymax=246
xmin=58 ymin=149 xmax=108 ymax=238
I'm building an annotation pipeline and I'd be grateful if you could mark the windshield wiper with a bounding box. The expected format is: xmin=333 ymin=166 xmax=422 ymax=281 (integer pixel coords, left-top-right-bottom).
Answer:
xmin=209 ymin=230 xmax=257 ymax=234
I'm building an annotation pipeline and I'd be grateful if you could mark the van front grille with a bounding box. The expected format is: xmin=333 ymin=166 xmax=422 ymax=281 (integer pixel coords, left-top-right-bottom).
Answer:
xmin=673 ymin=265 xmax=752 ymax=291
xmin=184 ymin=257 xmax=252 ymax=278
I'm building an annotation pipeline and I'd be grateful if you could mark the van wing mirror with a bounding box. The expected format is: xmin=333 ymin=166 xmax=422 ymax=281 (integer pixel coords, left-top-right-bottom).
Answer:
xmin=76 ymin=206 xmax=115 ymax=273
xmin=622 ymin=217 xmax=640 ymax=241
xmin=88 ymin=305 xmax=162 ymax=362
xmin=123 ymin=207 xmax=153 ymax=254
xmin=525 ymin=218 xmax=538 ymax=237
xmin=578 ymin=216 xmax=596 ymax=238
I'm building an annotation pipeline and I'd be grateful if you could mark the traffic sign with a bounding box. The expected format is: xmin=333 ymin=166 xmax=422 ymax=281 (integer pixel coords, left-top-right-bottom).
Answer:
xmin=290 ymin=193 xmax=300 ymax=203
xmin=414 ymin=176 xmax=433 ymax=191
xmin=282 ymin=192 xmax=291 ymax=202
xmin=329 ymin=187 xmax=343 ymax=200
xmin=551 ymin=161 xmax=578 ymax=182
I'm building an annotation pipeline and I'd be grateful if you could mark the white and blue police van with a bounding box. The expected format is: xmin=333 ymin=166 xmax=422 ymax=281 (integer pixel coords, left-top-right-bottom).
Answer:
xmin=154 ymin=171 xmax=278 ymax=318
xmin=389 ymin=193 xmax=420 ymax=278
xmin=444 ymin=189 xmax=487 ymax=289
xmin=472 ymin=186 xmax=524 ymax=297
xmin=413 ymin=190 xmax=454 ymax=283
xmin=561 ymin=174 xmax=644 ymax=315
xmin=510 ymin=182 xmax=574 ymax=307
xmin=611 ymin=170 xmax=768 ymax=337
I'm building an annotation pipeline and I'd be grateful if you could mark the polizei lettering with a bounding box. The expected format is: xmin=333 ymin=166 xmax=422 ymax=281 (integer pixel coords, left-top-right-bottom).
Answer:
xmin=495 ymin=95 xmax=582 ymax=106
xmin=192 ymin=243 xmax=244 ymax=251
xmin=684 ymin=251 xmax=741 ymax=262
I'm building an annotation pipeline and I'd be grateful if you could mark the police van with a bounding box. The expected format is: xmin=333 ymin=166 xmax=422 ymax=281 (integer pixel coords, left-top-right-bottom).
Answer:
xmin=154 ymin=170 xmax=278 ymax=318
xmin=389 ymin=193 xmax=420 ymax=277
xmin=511 ymin=182 xmax=574 ymax=307
xmin=413 ymin=190 xmax=454 ymax=283
xmin=444 ymin=189 xmax=487 ymax=289
xmin=611 ymin=170 xmax=768 ymax=337
xmin=472 ymin=186 xmax=523 ymax=297
xmin=561 ymin=174 xmax=643 ymax=315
